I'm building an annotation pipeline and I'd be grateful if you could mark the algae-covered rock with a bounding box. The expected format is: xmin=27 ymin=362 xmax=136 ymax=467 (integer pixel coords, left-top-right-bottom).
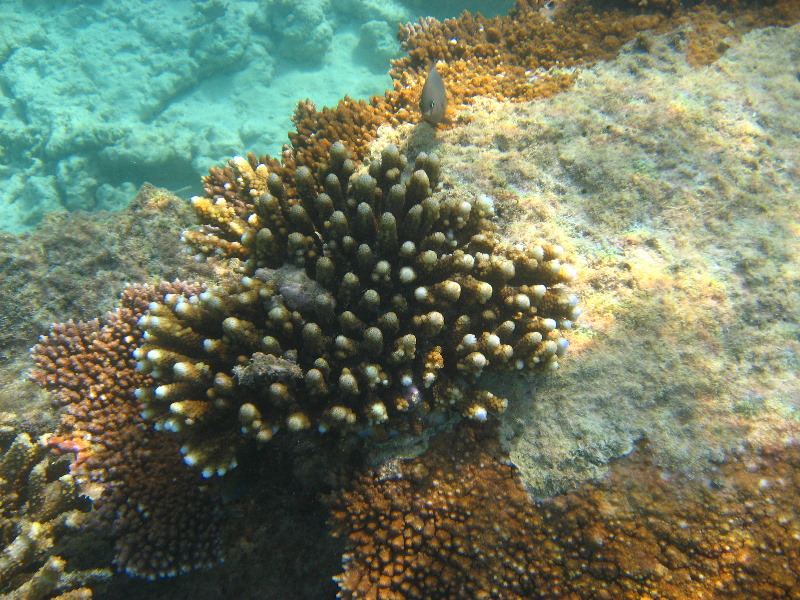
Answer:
xmin=406 ymin=24 xmax=800 ymax=497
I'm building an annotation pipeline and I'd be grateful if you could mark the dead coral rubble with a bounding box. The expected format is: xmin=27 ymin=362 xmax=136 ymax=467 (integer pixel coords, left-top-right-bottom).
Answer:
xmin=0 ymin=184 xmax=212 ymax=369
xmin=30 ymin=284 xmax=225 ymax=580
xmin=138 ymin=142 xmax=579 ymax=477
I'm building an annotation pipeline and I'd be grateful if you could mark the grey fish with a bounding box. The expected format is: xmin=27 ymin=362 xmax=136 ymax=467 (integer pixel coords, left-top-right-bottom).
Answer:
xmin=419 ymin=61 xmax=448 ymax=126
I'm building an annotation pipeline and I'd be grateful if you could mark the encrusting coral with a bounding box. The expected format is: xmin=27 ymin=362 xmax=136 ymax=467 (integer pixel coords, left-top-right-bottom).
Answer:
xmin=330 ymin=424 xmax=800 ymax=600
xmin=30 ymin=284 xmax=225 ymax=580
xmin=0 ymin=425 xmax=111 ymax=599
xmin=138 ymin=141 xmax=579 ymax=477
xmin=328 ymin=423 xmax=543 ymax=599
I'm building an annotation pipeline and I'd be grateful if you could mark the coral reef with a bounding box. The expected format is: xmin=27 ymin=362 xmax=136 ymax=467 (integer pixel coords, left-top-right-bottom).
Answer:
xmin=261 ymin=0 xmax=333 ymax=64
xmin=526 ymin=436 xmax=800 ymax=599
xmin=288 ymin=96 xmax=409 ymax=178
xmin=30 ymin=284 xmax=225 ymax=579
xmin=392 ymin=0 xmax=800 ymax=110
xmin=331 ymin=423 xmax=800 ymax=599
xmin=326 ymin=22 xmax=800 ymax=598
xmin=94 ymin=438 xmax=343 ymax=600
xmin=391 ymin=2 xmax=660 ymax=109
xmin=4 ymin=9 xmax=797 ymax=600
xmin=260 ymin=0 xmax=800 ymax=196
xmin=0 ymin=420 xmax=111 ymax=599
xmin=141 ymin=141 xmax=578 ymax=476
xmin=0 ymin=185 xmax=220 ymax=587
xmin=0 ymin=1 xmax=264 ymax=231
xmin=356 ymin=20 xmax=402 ymax=72
xmin=4 ymin=0 xmax=799 ymax=234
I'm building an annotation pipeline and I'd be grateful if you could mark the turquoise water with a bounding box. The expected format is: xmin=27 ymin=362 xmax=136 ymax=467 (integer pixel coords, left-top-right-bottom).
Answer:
xmin=0 ymin=0 xmax=512 ymax=232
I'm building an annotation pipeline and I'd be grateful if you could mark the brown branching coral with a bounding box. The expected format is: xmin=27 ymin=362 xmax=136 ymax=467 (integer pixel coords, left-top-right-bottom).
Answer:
xmin=391 ymin=0 xmax=800 ymax=112
xmin=30 ymin=284 xmax=225 ymax=579
xmin=272 ymin=3 xmax=657 ymax=181
xmin=138 ymin=142 xmax=578 ymax=477
xmin=278 ymin=2 xmax=663 ymax=177
xmin=391 ymin=3 xmax=663 ymax=111
xmin=0 ymin=428 xmax=110 ymax=599
xmin=288 ymin=95 xmax=410 ymax=179
xmin=189 ymin=93 xmax=413 ymax=246
xmin=330 ymin=426 xmax=800 ymax=600
xmin=178 ymin=0 xmax=800 ymax=271
xmin=395 ymin=0 xmax=800 ymax=81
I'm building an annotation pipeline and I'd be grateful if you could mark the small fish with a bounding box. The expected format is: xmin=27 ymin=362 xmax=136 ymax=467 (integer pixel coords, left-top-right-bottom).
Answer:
xmin=419 ymin=61 xmax=448 ymax=126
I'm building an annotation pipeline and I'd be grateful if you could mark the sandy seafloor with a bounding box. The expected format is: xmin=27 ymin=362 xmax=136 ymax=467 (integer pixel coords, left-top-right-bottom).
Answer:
xmin=0 ymin=4 xmax=798 ymax=599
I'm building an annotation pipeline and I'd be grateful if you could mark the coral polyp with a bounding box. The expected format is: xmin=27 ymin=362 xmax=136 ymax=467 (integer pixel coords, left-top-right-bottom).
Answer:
xmin=134 ymin=142 xmax=579 ymax=476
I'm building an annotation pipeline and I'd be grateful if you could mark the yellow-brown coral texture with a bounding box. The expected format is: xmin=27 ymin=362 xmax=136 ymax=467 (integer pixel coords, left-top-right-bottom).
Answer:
xmin=276 ymin=0 xmax=800 ymax=183
xmin=331 ymin=429 xmax=800 ymax=600
xmin=0 ymin=427 xmax=107 ymax=599
xmin=392 ymin=4 xmax=659 ymax=110
xmin=392 ymin=0 xmax=800 ymax=107
xmin=289 ymin=95 xmax=408 ymax=179
xmin=30 ymin=283 xmax=224 ymax=579
xmin=329 ymin=424 xmax=543 ymax=600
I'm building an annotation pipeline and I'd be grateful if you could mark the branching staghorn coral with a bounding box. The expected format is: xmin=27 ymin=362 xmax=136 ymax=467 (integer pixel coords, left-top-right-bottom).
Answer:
xmin=136 ymin=142 xmax=579 ymax=477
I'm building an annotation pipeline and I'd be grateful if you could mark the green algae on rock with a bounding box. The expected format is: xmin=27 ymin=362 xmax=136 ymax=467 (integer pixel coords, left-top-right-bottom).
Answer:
xmin=134 ymin=142 xmax=579 ymax=477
